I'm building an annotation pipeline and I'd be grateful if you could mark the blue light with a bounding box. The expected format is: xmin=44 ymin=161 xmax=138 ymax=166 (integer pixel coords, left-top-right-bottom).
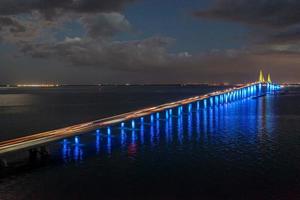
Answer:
xmin=165 ymin=110 xmax=169 ymax=119
xmin=211 ymin=97 xmax=214 ymax=107
xmin=96 ymin=129 xmax=100 ymax=133
xmin=169 ymin=109 xmax=172 ymax=115
xmin=121 ymin=128 xmax=126 ymax=148
xmin=215 ymin=96 xmax=219 ymax=105
xmin=107 ymin=127 xmax=111 ymax=136
xmin=107 ymin=136 xmax=111 ymax=155
xmin=140 ymin=122 xmax=144 ymax=144
xmin=140 ymin=117 xmax=144 ymax=123
xmin=131 ymin=120 xmax=135 ymax=129
xmin=96 ymin=132 xmax=100 ymax=153
xmin=74 ymin=136 xmax=79 ymax=144
xmin=188 ymin=104 xmax=192 ymax=112
xmin=121 ymin=122 xmax=125 ymax=128
xmin=204 ymin=99 xmax=207 ymax=108
xmin=197 ymin=101 xmax=200 ymax=110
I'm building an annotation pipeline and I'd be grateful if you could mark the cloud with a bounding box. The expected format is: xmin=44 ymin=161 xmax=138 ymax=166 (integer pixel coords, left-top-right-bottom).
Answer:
xmin=0 ymin=0 xmax=136 ymax=17
xmin=195 ymin=0 xmax=300 ymax=28
xmin=20 ymin=36 xmax=176 ymax=71
xmin=195 ymin=0 xmax=300 ymax=55
xmin=81 ymin=12 xmax=132 ymax=38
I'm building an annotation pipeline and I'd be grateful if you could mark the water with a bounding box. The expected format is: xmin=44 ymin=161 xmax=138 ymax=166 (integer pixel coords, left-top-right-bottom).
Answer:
xmin=0 ymin=85 xmax=224 ymax=141
xmin=1 ymin=86 xmax=300 ymax=200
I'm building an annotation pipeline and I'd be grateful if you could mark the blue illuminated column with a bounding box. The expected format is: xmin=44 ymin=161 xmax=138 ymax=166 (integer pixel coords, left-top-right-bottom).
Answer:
xmin=178 ymin=107 xmax=181 ymax=115
xmin=215 ymin=96 xmax=219 ymax=106
xmin=107 ymin=127 xmax=111 ymax=136
xmin=210 ymin=97 xmax=213 ymax=107
xmin=75 ymin=136 xmax=79 ymax=144
xmin=204 ymin=99 xmax=207 ymax=108
xmin=197 ymin=101 xmax=200 ymax=110
xmin=165 ymin=110 xmax=169 ymax=119
xmin=131 ymin=120 xmax=135 ymax=129
xmin=156 ymin=112 xmax=160 ymax=120
xmin=121 ymin=122 xmax=125 ymax=129
xmin=96 ymin=131 xmax=100 ymax=153
xmin=169 ymin=109 xmax=172 ymax=116
xmin=140 ymin=117 xmax=144 ymax=123
xmin=150 ymin=114 xmax=154 ymax=123
xmin=188 ymin=104 xmax=192 ymax=113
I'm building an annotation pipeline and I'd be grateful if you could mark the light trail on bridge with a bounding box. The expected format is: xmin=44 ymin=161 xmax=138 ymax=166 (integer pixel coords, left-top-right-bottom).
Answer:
xmin=0 ymin=82 xmax=281 ymax=155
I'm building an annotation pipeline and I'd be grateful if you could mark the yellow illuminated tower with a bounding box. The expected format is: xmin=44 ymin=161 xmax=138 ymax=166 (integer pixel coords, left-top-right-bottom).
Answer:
xmin=259 ymin=70 xmax=265 ymax=82
xmin=267 ymin=73 xmax=272 ymax=83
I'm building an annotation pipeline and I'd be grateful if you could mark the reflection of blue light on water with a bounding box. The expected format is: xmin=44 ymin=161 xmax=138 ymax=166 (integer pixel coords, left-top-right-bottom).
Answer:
xmin=156 ymin=112 xmax=160 ymax=120
xmin=150 ymin=124 xmax=154 ymax=147
xmin=62 ymin=139 xmax=69 ymax=162
xmin=140 ymin=123 xmax=144 ymax=144
xmin=196 ymin=111 xmax=200 ymax=141
xmin=169 ymin=109 xmax=172 ymax=115
xmin=165 ymin=119 xmax=169 ymax=143
xmin=214 ymin=107 xmax=219 ymax=130
xmin=169 ymin=118 xmax=173 ymax=142
xmin=197 ymin=101 xmax=200 ymax=110
xmin=165 ymin=110 xmax=169 ymax=119
xmin=156 ymin=118 xmax=160 ymax=142
xmin=151 ymin=114 xmax=154 ymax=123
xmin=177 ymin=115 xmax=183 ymax=144
xmin=188 ymin=112 xmax=192 ymax=140
xmin=209 ymin=108 xmax=213 ymax=133
xmin=131 ymin=120 xmax=135 ymax=129
xmin=96 ymin=132 xmax=100 ymax=154
xmin=73 ymin=136 xmax=82 ymax=162
xmin=131 ymin=130 xmax=136 ymax=144
xmin=120 ymin=128 xmax=126 ymax=149
xmin=107 ymin=136 xmax=111 ymax=155
xmin=188 ymin=104 xmax=192 ymax=112
xmin=203 ymin=109 xmax=207 ymax=135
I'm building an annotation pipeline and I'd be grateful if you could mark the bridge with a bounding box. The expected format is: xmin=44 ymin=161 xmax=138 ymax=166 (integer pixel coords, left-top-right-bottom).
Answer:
xmin=0 ymin=71 xmax=281 ymax=155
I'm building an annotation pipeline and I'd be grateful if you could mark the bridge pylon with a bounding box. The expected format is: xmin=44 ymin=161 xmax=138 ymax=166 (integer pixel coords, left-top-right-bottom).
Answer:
xmin=267 ymin=73 xmax=272 ymax=83
xmin=259 ymin=70 xmax=265 ymax=83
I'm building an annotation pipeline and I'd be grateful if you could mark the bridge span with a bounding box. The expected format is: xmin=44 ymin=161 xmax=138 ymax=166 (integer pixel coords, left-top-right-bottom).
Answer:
xmin=0 ymin=82 xmax=281 ymax=155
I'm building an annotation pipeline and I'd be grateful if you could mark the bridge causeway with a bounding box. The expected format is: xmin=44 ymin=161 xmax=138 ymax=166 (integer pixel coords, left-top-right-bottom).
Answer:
xmin=0 ymin=81 xmax=281 ymax=155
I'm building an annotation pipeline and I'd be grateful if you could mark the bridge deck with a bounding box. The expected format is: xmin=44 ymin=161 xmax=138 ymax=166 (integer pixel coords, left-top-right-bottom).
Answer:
xmin=0 ymin=82 xmax=260 ymax=155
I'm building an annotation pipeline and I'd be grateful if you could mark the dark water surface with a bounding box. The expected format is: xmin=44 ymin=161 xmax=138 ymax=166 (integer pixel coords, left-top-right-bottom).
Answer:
xmin=1 ymin=86 xmax=300 ymax=200
xmin=0 ymin=85 xmax=224 ymax=141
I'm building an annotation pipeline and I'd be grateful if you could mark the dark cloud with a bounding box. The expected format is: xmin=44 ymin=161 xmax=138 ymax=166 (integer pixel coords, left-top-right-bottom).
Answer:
xmin=0 ymin=0 xmax=135 ymax=17
xmin=20 ymin=36 xmax=176 ymax=71
xmin=195 ymin=0 xmax=300 ymax=56
xmin=81 ymin=12 xmax=132 ymax=38
xmin=195 ymin=0 xmax=300 ymax=28
xmin=0 ymin=17 xmax=26 ymax=33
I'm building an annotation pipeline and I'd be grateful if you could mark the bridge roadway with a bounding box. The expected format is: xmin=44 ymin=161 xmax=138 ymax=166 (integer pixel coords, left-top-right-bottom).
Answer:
xmin=0 ymin=82 xmax=262 ymax=155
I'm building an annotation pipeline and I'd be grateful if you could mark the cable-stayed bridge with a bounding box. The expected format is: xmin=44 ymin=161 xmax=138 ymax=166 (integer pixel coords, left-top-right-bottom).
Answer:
xmin=0 ymin=72 xmax=281 ymax=155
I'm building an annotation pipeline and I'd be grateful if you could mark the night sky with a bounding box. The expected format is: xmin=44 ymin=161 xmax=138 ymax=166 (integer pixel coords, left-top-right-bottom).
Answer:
xmin=0 ymin=0 xmax=299 ymax=84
